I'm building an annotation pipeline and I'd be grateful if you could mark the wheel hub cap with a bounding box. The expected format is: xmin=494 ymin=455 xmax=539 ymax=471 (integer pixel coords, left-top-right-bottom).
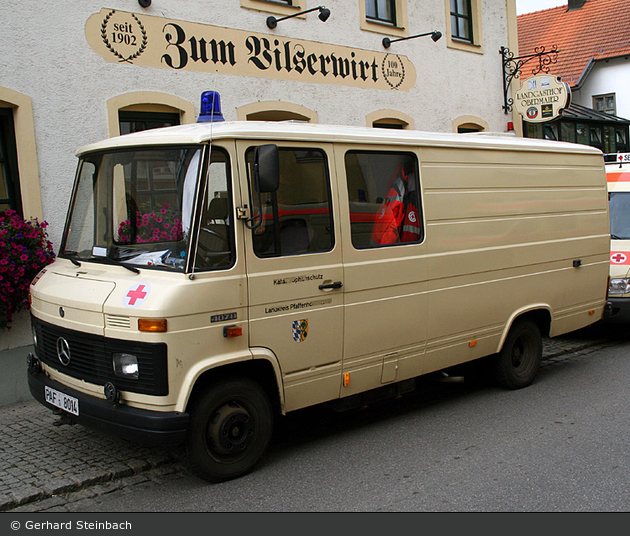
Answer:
xmin=208 ymin=402 xmax=254 ymax=455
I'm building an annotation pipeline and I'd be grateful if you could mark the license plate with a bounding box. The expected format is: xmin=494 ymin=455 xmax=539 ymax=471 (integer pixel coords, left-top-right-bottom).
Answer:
xmin=45 ymin=386 xmax=79 ymax=416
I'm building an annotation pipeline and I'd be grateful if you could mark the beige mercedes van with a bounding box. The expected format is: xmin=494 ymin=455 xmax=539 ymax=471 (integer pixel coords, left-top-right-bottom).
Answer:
xmin=28 ymin=112 xmax=610 ymax=482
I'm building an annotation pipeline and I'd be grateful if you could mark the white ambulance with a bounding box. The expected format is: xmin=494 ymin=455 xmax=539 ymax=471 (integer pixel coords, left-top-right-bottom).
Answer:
xmin=27 ymin=96 xmax=611 ymax=482
xmin=605 ymin=153 xmax=630 ymax=322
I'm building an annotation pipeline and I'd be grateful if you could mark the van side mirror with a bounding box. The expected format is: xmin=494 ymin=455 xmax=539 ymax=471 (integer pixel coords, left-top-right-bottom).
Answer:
xmin=245 ymin=144 xmax=280 ymax=230
xmin=254 ymin=144 xmax=279 ymax=193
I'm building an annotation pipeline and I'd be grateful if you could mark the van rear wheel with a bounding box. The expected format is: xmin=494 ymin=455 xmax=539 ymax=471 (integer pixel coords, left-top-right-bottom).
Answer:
xmin=493 ymin=319 xmax=542 ymax=389
xmin=186 ymin=377 xmax=273 ymax=482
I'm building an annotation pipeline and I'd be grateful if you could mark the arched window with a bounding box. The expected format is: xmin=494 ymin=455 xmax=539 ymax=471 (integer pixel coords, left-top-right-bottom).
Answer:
xmin=452 ymin=115 xmax=488 ymax=133
xmin=236 ymin=102 xmax=318 ymax=123
xmin=367 ymin=110 xmax=414 ymax=130
xmin=106 ymin=92 xmax=195 ymax=137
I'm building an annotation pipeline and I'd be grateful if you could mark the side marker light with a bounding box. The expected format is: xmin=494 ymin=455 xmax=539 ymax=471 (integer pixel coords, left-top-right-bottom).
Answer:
xmin=223 ymin=325 xmax=243 ymax=338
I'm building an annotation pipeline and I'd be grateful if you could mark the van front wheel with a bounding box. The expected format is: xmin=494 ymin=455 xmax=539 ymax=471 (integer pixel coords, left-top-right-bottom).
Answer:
xmin=493 ymin=319 xmax=542 ymax=389
xmin=186 ymin=377 xmax=273 ymax=482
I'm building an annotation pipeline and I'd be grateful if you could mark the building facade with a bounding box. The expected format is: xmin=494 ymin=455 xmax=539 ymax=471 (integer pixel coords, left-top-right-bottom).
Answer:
xmin=1 ymin=0 xmax=519 ymax=354
xmin=517 ymin=0 xmax=630 ymax=154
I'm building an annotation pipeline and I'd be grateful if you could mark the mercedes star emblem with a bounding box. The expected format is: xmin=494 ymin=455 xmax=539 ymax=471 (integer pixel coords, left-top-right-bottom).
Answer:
xmin=56 ymin=337 xmax=71 ymax=366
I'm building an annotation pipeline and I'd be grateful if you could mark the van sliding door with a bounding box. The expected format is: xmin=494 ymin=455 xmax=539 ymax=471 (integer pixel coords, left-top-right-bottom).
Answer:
xmin=336 ymin=146 xmax=429 ymax=395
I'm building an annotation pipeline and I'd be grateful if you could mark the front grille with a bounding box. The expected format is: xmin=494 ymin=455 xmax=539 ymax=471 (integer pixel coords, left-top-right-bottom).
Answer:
xmin=32 ymin=316 xmax=168 ymax=396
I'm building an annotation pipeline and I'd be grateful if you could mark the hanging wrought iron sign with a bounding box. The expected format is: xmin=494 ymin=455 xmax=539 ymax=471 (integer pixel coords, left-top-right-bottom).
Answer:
xmin=512 ymin=74 xmax=571 ymax=123
xmin=500 ymin=45 xmax=560 ymax=114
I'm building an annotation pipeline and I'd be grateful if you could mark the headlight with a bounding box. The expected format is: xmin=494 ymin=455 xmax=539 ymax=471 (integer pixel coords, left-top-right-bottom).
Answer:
xmin=112 ymin=353 xmax=139 ymax=379
xmin=609 ymin=278 xmax=630 ymax=296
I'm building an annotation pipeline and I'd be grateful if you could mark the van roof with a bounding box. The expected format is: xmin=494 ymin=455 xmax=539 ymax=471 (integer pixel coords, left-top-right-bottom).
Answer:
xmin=76 ymin=121 xmax=604 ymax=157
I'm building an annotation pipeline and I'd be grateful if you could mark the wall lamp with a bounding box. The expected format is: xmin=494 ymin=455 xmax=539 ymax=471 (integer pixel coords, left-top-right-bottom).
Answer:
xmin=267 ymin=6 xmax=331 ymax=29
xmin=138 ymin=0 xmax=151 ymax=7
xmin=382 ymin=30 xmax=442 ymax=48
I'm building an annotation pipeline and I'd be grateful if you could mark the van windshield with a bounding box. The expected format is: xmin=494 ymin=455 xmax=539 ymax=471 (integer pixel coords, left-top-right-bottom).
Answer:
xmin=61 ymin=146 xmax=203 ymax=271
xmin=610 ymin=192 xmax=630 ymax=240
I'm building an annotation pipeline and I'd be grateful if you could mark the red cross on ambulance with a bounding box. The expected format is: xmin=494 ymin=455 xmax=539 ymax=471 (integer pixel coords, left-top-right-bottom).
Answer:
xmin=124 ymin=283 xmax=151 ymax=308
xmin=610 ymin=252 xmax=630 ymax=265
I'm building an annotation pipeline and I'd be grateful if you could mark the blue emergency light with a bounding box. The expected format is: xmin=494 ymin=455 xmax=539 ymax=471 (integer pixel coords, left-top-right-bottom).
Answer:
xmin=197 ymin=91 xmax=225 ymax=122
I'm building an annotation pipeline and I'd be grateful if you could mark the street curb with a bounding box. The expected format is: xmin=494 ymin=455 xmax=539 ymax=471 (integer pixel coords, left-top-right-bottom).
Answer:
xmin=0 ymin=448 xmax=179 ymax=512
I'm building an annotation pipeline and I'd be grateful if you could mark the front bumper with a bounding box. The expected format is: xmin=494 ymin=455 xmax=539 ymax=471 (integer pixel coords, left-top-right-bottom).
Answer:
xmin=27 ymin=354 xmax=188 ymax=446
xmin=602 ymin=297 xmax=630 ymax=324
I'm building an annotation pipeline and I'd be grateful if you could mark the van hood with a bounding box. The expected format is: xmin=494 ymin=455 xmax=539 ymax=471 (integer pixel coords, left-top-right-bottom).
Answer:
xmin=30 ymin=269 xmax=116 ymax=331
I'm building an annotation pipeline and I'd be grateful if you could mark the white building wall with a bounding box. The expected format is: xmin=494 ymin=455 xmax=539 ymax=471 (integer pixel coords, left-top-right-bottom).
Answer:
xmin=1 ymin=0 xmax=514 ymax=248
xmin=571 ymin=57 xmax=630 ymax=120
xmin=1 ymin=0 xmax=515 ymax=351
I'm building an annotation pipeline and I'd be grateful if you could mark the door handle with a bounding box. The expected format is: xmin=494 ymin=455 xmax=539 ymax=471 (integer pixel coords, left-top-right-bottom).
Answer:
xmin=318 ymin=281 xmax=343 ymax=290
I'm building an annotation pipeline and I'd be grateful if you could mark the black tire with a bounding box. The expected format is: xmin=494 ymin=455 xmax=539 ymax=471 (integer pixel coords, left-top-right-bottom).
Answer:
xmin=493 ymin=319 xmax=542 ymax=390
xmin=186 ymin=377 xmax=273 ymax=482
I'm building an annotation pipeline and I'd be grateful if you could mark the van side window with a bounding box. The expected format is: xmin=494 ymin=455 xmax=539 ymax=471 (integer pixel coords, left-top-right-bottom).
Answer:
xmin=194 ymin=147 xmax=235 ymax=270
xmin=345 ymin=151 xmax=423 ymax=249
xmin=247 ymin=147 xmax=334 ymax=257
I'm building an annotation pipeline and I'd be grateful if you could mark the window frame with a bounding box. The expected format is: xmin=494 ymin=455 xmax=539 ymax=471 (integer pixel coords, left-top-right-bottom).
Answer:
xmin=444 ymin=0 xmax=483 ymax=54
xmin=344 ymin=149 xmax=423 ymax=250
xmin=365 ymin=0 xmax=397 ymax=26
xmin=450 ymin=0 xmax=473 ymax=43
xmin=0 ymin=109 xmax=22 ymax=215
xmin=593 ymin=93 xmax=616 ymax=115
xmin=192 ymin=146 xmax=236 ymax=272
xmin=118 ymin=111 xmax=181 ymax=135
xmin=240 ymin=0 xmax=306 ymax=17
xmin=367 ymin=109 xmax=414 ymax=130
xmin=359 ymin=0 xmax=409 ymax=38
xmin=0 ymin=87 xmax=41 ymax=220
xmin=246 ymin=145 xmax=335 ymax=258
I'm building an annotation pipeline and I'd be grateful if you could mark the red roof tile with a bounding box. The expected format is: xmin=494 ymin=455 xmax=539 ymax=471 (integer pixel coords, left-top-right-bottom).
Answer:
xmin=517 ymin=0 xmax=630 ymax=87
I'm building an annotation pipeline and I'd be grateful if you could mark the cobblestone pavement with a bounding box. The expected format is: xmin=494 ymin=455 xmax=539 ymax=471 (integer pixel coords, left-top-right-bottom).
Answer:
xmin=0 ymin=327 xmax=620 ymax=512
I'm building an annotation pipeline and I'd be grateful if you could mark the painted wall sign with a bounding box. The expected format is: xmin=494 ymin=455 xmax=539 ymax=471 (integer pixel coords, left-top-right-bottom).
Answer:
xmin=85 ymin=9 xmax=416 ymax=91
xmin=513 ymin=74 xmax=571 ymax=123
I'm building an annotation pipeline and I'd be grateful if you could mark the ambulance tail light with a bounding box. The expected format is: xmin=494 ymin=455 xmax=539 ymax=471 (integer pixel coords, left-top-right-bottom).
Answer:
xmin=138 ymin=318 xmax=167 ymax=332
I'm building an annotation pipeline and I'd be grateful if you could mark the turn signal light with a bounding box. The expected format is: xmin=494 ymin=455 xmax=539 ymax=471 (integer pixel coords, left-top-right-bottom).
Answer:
xmin=138 ymin=319 xmax=167 ymax=332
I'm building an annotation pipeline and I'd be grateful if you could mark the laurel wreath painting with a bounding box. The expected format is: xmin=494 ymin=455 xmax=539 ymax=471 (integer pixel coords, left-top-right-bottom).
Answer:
xmin=382 ymin=54 xmax=406 ymax=90
xmin=101 ymin=10 xmax=147 ymax=63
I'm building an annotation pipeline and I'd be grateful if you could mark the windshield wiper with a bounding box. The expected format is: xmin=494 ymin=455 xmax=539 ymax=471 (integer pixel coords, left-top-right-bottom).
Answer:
xmin=611 ymin=234 xmax=623 ymax=240
xmin=62 ymin=253 xmax=82 ymax=266
xmin=95 ymin=256 xmax=140 ymax=274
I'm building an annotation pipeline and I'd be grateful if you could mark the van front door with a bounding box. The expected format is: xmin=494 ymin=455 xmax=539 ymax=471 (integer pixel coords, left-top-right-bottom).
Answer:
xmin=239 ymin=142 xmax=344 ymax=413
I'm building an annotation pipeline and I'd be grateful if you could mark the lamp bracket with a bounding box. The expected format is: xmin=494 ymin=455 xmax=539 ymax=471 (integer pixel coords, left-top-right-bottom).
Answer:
xmin=500 ymin=45 xmax=560 ymax=114
xmin=267 ymin=6 xmax=330 ymax=29
xmin=383 ymin=30 xmax=441 ymax=48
